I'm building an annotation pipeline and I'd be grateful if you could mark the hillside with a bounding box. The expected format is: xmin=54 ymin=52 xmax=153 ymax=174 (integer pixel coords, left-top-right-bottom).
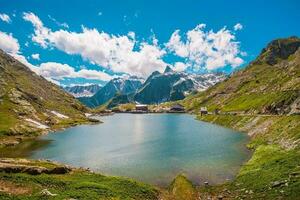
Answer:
xmin=183 ymin=36 xmax=300 ymax=114
xmin=0 ymin=50 xmax=91 ymax=145
xmin=181 ymin=37 xmax=300 ymax=199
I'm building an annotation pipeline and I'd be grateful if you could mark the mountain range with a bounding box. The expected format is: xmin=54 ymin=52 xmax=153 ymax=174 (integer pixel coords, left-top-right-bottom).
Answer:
xmin=78 ymin=66 xmax=225 ymax=108
xmin=78 ymin=76 xmax=144 ymax=108
xmin=63 ymin=84 xmax=102 ymax=97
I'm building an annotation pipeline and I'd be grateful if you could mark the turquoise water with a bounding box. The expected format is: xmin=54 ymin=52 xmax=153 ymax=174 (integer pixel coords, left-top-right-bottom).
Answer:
xmin=31 ymin=114 xmax=250 ymax=186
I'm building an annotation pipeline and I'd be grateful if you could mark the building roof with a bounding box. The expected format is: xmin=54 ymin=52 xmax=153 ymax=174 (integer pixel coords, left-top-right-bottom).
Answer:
xmin=136 ymin=104 xmax=148 ymax=107
xmin=200 ymin=107 xmax=207 ymax=111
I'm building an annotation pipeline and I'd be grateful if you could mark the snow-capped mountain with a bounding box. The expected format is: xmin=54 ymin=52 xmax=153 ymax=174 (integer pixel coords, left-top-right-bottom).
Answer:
xmin=79 ymin=76 xmax=144 ymax=108
xmin=64 ymin=84 xmax=102 ymax=97
xmin=134 ymin=66 xmax=226 ymax=104
xmin=78 ymin=67 xmax=225 ymax=108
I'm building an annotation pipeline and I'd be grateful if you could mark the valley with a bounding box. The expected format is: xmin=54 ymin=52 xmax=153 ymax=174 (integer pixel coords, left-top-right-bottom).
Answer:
xmin=0 ymin=36 xmax=299 ymax=200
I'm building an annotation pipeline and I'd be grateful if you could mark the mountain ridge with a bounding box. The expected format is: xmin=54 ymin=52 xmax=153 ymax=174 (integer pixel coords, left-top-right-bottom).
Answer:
xmin=64 ymin=84 xmax=102 ymax=97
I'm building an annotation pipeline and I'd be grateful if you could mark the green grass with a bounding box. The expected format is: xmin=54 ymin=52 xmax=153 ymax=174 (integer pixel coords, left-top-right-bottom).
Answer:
xmin=167 ymin=174 xmax=197 ymax=200
xmin=0 ymin=168 xmax=159 ymax=200
xmin=230 ymin=145 xmax=300 ymax=199
xmin=0 ymin=96 xmax=18 ymax=135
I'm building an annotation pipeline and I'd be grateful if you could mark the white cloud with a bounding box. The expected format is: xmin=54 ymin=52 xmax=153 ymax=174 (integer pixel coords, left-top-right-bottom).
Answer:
xmin=31 ymin=53 xmax=40 ymax=60
xmin=173 ymin=62 xmax=188 ymax=72
xmin=23 ymin=12 xmax=167 ymax=77
xmin=0 ymin=30 xmax=113 ymax=84
xmin=23 ymin=12 xmax=50 ymax=48
xmin=166 ymin=24 xmax=244 ymax=71
xmin=0 ymin=31 xmax=20 ymax=54
xmin=0 ymin=13 xmax=11 ymax=23
xmin=38 ymin=62 xmax=113 ymax=81
xmin=234 ymin=23 xmax=243 ymax=31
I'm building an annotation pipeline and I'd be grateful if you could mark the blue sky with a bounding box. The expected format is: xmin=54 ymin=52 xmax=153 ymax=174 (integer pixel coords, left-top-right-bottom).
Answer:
xmin=0 ymin=0 xmax=299 ymax=86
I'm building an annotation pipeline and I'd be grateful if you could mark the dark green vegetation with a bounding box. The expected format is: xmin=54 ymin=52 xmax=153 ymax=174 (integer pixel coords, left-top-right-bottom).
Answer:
xmin=181 ymin=37 xmax=300 ymax=199
xmin=0 ymin=159 xmax=159 ymax=200
xmin=0 ymin=50 xmax=92 ymax=146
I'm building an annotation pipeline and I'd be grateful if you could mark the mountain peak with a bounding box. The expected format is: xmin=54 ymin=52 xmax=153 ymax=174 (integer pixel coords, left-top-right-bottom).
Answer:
xmin=164 ymin=66 xmax=173 ymax=73
xmin=255 ymin=36 xmax=300 ymax=65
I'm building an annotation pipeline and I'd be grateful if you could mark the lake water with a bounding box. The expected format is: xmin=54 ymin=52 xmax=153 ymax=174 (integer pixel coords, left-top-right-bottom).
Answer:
xmin=4 ymin=114 xmax=251 ymax=186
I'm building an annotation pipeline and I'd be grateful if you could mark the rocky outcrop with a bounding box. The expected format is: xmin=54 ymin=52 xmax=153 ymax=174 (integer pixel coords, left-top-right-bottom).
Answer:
xmin=255 ymin=36 xmax=300 ymax=65
xmin=0 ymin=158 xmax=72 ymax=175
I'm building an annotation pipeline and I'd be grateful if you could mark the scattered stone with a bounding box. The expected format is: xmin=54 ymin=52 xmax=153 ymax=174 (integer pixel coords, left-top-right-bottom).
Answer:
xmin=51 ymin=166 xmax=71 ymax=174
xmin=217 ymin=195 xmax=224 ymax=200
xmin=271 ymin=181 xmax=285 ymax=188
xmin=40 ymin=189 xmax=57 ymax=196
xmin=204 ymin=181 xmax=209 ymax=186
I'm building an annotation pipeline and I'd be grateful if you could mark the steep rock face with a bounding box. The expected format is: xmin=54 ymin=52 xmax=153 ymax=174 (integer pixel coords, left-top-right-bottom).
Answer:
xmin=79 ymin=76 xmax=143 ymax=108
xmin=64 ymin=84 xmax=102 ymax=97
xmin=134 ymin=67 xmax=225 ymax=104
xmin=255 ymin=36 xmax=300 ymax=65
xmin=0 ymin=50 xmax=89 ymax=136
xmin=183 ymin=37 xmax=300 ymax=115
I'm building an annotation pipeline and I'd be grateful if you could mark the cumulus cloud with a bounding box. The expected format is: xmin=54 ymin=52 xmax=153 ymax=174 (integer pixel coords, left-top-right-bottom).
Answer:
xmin=37 ymin=62 xmax=113 ymax=81
xmin=234 ymin=23 xmax=243 ymax=31
xmin=173 ymin=62 xmax=188 ymax=72
xmin=0 ymin=13 xmax=11 ymax=23
xmin=0 ymin=31 xmax=39 ymax=73
xmin=31 ymin=53 xmax=40 ymax=60
xmin=166 ymin=24 xmax=244 ymax=71
xmin=0 ymin=31 xmax=20 ymax=54
xmin=0 ymin=30 xmax=113 ymax=84
xmin=23 ymin=12 xmax=167 ymax=77
xmin=23 ymin=12 xmax=50 ymax=48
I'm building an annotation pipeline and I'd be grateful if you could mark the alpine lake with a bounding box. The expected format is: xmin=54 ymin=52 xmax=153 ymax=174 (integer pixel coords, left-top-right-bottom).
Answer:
xmin=1 ymin=113 xmax=251 ymax=186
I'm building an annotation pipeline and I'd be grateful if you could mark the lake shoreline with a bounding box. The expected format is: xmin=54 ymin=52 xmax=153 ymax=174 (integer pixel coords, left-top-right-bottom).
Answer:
xmin=1 ymin=113 xmax=251 ymax=187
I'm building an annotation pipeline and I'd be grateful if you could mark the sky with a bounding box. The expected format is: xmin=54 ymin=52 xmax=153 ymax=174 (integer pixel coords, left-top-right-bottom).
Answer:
xmin=0 ymin=0 xmax=299 ymax=86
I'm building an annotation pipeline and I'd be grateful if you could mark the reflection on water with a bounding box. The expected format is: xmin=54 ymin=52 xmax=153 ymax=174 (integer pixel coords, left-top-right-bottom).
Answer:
xmin=1 ymin=114 xmax=251 ymax=186
xmin=0 ymin=139 xmax=50 ymax=158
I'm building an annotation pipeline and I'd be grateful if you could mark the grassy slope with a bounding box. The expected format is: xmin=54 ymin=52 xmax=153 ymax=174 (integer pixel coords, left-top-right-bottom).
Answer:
xmin=181 ymin=37 xmax=300 ymax=199
xmin=0 ymin=50 xmax=90 ymax=139
xmin=183 ymin=42 xmax=300 ymax=114
xmin=0 ymin=159 xmax=158 ymax=200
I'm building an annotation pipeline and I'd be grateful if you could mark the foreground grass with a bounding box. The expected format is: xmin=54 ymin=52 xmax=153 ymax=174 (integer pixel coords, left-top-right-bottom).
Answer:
xmin=0 ymin=162 xmax=159 ymax=200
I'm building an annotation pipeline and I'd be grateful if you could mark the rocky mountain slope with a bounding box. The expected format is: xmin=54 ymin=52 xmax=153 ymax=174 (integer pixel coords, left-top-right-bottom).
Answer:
xmin=81 ymin=66 xmax=225 ymax=108
xmin=135 ymin=66 xmax=225 ymax=104
xmin=0 ymin=50 xmax=90 ymax=143
xmin=183 ymin=36 xmax=300 ymax=115
xmin=79 ymin=76 xmax=143 ymax=108
xmin=63 ymin=84 xmax=102 ymax=97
